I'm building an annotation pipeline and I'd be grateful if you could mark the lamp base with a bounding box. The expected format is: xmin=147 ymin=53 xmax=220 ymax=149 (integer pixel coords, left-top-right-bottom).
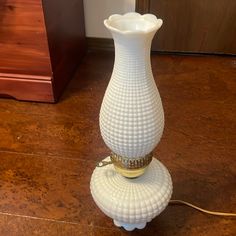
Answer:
xmin=90 ymin=157 xmax=173 ymax=231
xmin=113 ymin=220 xmax=146 ymax=231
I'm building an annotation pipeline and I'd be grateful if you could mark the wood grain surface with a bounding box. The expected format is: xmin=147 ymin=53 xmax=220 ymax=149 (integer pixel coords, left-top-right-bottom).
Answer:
xmin=149 ymin=0 xmax=236 ymax=54
xmin=0 ymin=0 xmax=86 ymax=102
xmin=42 ymin=0 xmax=86 ymax=101
xmin=0 ymin=51 xmax=235 ymax=235
xmin=0 ymin=0 xmax=51 ymax=76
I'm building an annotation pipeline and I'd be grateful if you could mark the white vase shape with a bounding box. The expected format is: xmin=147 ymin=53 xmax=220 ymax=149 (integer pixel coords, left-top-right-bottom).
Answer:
xmin=100 ymin=13 xmax=164 ymax=158
xmin=91 ymin=13 xmax=173 ymax=230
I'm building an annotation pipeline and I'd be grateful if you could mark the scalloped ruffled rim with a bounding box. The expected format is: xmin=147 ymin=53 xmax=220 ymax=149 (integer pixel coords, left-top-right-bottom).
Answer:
xmin=104 ymin=12 xmax=163 ymax=35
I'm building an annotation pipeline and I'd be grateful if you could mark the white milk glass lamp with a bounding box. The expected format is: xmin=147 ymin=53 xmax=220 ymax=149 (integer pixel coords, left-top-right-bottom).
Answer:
xmin=90 ymin=13 xmax=173 ymax=231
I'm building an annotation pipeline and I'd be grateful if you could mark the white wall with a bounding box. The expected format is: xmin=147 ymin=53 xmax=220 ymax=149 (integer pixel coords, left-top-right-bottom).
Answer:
xmin=84 ymin=0 xmax=136 ymax=38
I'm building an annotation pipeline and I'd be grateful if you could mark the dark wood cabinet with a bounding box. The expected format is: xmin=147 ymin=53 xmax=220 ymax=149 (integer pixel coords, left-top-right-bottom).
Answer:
xmin=136 ymin=0 xmax=236 ymax=55
xmin=0 ymin=0 xmax=86 ymax=102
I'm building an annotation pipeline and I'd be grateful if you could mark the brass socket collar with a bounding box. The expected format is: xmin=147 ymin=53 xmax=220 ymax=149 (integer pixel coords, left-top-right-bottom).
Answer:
xmin=110 ymin=152 xmax=153 ymax=170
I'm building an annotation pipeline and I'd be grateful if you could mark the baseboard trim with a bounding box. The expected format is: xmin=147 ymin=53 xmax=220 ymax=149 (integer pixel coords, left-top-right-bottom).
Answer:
xmin=87 ymin=37 xmax=114 ymax=51
xmin=86 ymin=37 xmax=236 ymax=56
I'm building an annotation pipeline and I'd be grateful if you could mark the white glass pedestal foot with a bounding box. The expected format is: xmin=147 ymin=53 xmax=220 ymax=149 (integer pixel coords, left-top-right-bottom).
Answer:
xmin=90 ymin=157 xmax=173 ymax=231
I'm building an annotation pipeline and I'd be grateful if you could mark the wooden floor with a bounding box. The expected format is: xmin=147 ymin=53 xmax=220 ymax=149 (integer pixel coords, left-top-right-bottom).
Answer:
xmin=0 ymin=51 xmax=235 ymax=235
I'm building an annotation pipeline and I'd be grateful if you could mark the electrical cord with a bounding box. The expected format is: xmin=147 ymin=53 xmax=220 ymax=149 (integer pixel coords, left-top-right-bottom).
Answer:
xmin=95 ymin=160 xmax=236 ymax=217
xmin=169 ymin=200 xmax=236 ymax=217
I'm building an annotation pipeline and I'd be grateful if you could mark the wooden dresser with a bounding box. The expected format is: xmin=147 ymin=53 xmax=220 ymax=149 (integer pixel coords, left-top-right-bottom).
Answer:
xmin=0 ymin=0 xmax=86 ymax=102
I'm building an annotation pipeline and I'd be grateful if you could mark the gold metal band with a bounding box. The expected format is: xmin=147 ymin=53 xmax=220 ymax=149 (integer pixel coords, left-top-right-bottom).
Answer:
xmin=110 ymin=152 xmax=153 ymax=170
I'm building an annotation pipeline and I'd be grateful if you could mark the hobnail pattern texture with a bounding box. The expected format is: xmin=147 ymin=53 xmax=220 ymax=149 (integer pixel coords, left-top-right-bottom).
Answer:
xmin=90 ymin=157 xmax=173 ymax=231
xmin=100 ymin=13 xmax=164 ymax=158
